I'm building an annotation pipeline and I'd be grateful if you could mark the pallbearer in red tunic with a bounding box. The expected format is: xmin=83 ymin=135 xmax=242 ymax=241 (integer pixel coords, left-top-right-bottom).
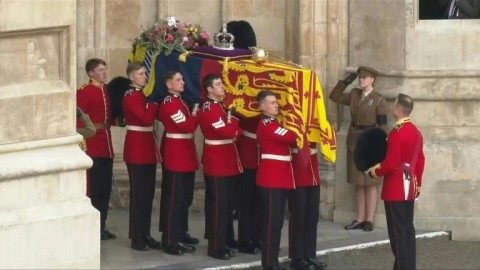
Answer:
xmin=122 ymin=62 xmax=161 ymax=251
xmin=198 ymin=74 xmax=243 ymax=260
xmin=76 ymin=58 xmax=116 ymax=240
xmin=367 ymin=93 xmax=425 ymax=270
xmin=288 ymin=139 xmax=327 ymax=270
xmin=237 ymin=116 xmax=262 ymax=255
xmin=255 ymin=90 xmax=297 ymax=270
xmin=158 ymin=70 xmax=199 ymax=255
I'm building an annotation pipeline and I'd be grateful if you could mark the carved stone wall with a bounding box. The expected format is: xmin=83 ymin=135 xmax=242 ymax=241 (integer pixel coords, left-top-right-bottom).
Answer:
xmin=0 ymin=0 xmax=99 ymax=268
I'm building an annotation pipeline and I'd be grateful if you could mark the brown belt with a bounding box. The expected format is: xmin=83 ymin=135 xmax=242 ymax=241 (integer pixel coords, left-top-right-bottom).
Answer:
xmin=351 ymin=122 xmax=375 ymax=130
xmin=93 ymin=123 xmax=110 ymax=130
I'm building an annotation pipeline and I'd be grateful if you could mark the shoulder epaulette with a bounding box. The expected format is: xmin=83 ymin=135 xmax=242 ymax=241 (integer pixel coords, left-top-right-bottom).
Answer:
xmin=124 ymin=89 xmax=134 ymax=96
xmin=78 ymin=83 xmax=89 ymax=90
xmin=393 ymin=123 xmax=405 ymax=131
xmin=203 ymin=101 xmax=211 ymax=111
xmin=163 ymin=96 xmax=172 ymax=104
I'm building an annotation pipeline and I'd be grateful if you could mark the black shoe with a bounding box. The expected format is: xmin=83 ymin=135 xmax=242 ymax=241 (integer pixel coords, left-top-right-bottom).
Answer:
xmin=224 ymin=246 xmax=235 ymax=257
xmin=208 ymin=249 xmax=231 ymax=260
xmin=130 ymin=243 xmax=148 ymax=251
xmin=290 ymin=258 xmax=315 ymax=270
xmin=363 ymin=221 xmax=373 ymax=231
xmin=182 ymin=232 xmax=200 ymax=245
xmin=101 ymin=227 xmax=116 ymax=240
xmin=163 ymin=244 xmax=184 ymax=256
xmin=226 ymin=239 xmax=239 ymax=249
xmin=344 ymin=220 xmax=365 ymax=230
xmin=144 ymin=235 xmax=162 ymax=250
xmin=179 ymin=242 xmax=196 ymax=253
xmin=263 ymin=264 xmax=287 ymax=270
xmin=306 ymin=257 xmax=327 ymax=270
xmin=254 ymin=240 xmax=263 ymax=251
xmin=239 ymin=241 xmax=261 ymax=255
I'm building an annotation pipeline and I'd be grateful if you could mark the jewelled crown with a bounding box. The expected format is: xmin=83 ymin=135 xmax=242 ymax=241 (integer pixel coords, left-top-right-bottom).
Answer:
xmin=213 ymin=23 xmax=235 ymax=50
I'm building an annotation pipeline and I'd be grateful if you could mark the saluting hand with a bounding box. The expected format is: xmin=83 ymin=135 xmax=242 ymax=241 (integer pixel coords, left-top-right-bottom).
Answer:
xmin=343 ymin=73 xmax=358 ymax=85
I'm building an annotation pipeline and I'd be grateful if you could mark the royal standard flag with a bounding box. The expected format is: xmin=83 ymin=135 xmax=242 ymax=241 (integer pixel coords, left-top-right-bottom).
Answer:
xmin=221 ymin=59 xmax=336 ymax=162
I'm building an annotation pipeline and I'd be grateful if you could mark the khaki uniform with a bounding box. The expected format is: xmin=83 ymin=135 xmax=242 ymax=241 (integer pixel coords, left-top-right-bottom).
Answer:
xmin=330 ymin=80 xmax=387 ymax=186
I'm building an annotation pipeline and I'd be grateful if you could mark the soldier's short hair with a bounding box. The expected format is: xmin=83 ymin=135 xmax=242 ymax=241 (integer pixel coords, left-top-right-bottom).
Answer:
xmin=85 ymin=58 xmax=106 ymax=74
xmin=256 ymin=90 xmax=276 ymax=104
xmin=164 ymin=70 xmax=181 ymax=84
xmin=397 ymin=93 xmax=414 ymax=115
xmin=202 ymin=74 xmax=222 ymax=92
xmin=126 ymin=61 xmax=144 ymax=78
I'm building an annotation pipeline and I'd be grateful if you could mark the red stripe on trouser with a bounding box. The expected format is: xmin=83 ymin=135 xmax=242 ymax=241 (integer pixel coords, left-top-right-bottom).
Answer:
xmin=267 ymin=188 xmax=272 ymax=266
xmin=167 ymin=173 xmax=177 ymax=245
xmin=389 ymin=203 xmax=401 ymax=269
xmin=214 ymin=178 xmax=219 ymax=249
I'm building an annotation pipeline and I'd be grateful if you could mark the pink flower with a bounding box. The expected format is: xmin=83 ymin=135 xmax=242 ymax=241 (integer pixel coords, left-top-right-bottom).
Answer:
xmin=166 ymin=34 xmax=174 ymax=42
xmin=183 ymin=36 xmax=189 ymax=43
xmin=185 ymin=22 xmax=192 ymax=27
xmin=200 ymin=31 xmax=209 ymax=39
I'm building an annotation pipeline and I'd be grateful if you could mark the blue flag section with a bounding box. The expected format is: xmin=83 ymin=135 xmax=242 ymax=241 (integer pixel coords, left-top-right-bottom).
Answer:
xmin=147 ymin=52 xmax=223 ymax=105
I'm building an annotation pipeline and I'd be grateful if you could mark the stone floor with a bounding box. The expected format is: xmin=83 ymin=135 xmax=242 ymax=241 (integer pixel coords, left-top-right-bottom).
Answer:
xmin=100 ymin=209 xmax=415 ymax=270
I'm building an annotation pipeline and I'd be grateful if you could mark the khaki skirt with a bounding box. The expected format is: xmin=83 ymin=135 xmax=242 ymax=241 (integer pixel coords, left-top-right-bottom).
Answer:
xmin=346 ymin=149 xmax=382 ymax=186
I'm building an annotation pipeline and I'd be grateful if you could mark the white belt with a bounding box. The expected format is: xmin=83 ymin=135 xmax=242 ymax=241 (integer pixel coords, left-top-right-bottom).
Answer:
xmin=290 ymin=148 xmax=318 ymax=155
xmin=166 ymin=133 xmax=193 ymax=139
xmin=261 ymin=154 xmax=291 ymax=161
xmin=205 ymin=139 xmax=234 ymax=145
xmin=242 ymin=130 xmax=257 ymax=140
xmin=126 ymin=125 xmax=154 ymax=132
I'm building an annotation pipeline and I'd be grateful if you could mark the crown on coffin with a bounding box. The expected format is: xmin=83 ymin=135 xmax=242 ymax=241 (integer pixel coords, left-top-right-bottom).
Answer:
xmin=213 ymin=23 xmax=235 ymax=50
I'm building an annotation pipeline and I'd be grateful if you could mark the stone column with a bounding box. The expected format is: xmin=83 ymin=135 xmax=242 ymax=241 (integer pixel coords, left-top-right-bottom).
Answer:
xmin=333 ymin=0 xmax=480 ymax=240
xmin=0 ymin=0 xmax=99 ymax=268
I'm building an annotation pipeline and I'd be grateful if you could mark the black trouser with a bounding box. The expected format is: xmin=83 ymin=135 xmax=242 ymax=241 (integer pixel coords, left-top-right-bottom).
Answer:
xmin=181 ymin=171 xmax=195 ymax=235
xmin=288 ymin=185 xmax=320 ymax=259
xmin=127 ymin=163 xmax=156 ymax=247
xmin=260 ymin=187 xmax=289 ymax=267
xmin=159 ymin=164 xmax=167 ymax=232
xmin=238 ymin=168 xmax=262 ymax=243
xmin=384 ymin=200 xmax=416 ymax=270
xmin=160 ymin=170 xmax=195 ymax=246
xmin=89 ymin=157 xmax=113 ymax=228
xmin=204 ymin=175 xmax=236 ymax=250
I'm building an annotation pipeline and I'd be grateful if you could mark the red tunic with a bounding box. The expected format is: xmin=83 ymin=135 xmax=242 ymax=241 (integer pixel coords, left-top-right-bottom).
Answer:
xmin=122 ymin=87 xmax=161 ymax=164
xmin=291 ymin=142 xmax=321 ymax=187
xmin=158 ymin=93 xmax=200 ymax=172
xmin=76 ymin=79 xmax=114 ymax=158
xmin=256 ymin=115 xmax=297 ymax=189
xmin=198 ymin=98 xmax=243 ymax=177
xmin=373 ymin=118 xmax=425 ymax=201
xmin=237 ymin=116 xmax=260 ymax=169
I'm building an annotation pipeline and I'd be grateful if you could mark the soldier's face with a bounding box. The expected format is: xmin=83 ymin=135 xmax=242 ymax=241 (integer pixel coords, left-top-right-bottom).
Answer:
xmin=359 ymin=75 xmax=375 ymax=89
xmin=261 ymin=95 xmax=279 ymax=117
xmin=88 ymin=64 xmax=107 ymax=83
xmin=167 ymin=73 xmax=185 ymax=94
xmin=130 ymin=67 xmax=147 ymax=88
xmin=207 ymin=79 xmax=225 ymax=99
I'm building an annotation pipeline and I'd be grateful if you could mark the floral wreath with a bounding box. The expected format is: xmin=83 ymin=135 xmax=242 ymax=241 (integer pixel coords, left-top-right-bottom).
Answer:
xmin=132 ymin=17 xmax=209 ymax=55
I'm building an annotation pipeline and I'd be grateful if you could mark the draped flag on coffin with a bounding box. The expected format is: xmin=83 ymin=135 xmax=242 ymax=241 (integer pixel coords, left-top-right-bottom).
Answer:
xmin=129 ymin=46 xmax=336 ymax=162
